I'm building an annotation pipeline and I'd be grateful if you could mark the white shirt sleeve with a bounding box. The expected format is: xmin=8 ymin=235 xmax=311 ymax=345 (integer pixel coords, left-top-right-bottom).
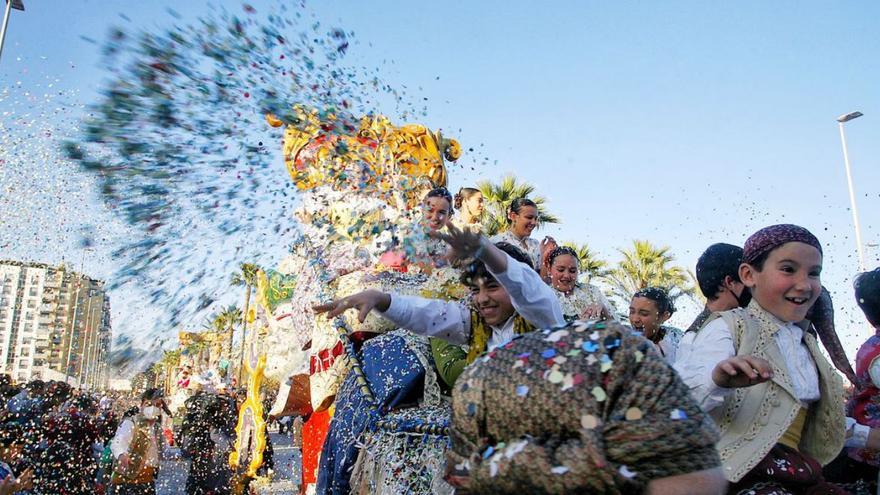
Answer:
xmin=869 ymin=356 xmax=880 ymax=388
xmin=110 ymin=418 xmax=134 ymax=459
xmin=488 ymin=253 xmax=565 ymax=328
xmin=672 ymin=318 xmax=736 ymax=411
xmin=379 ymin=295 xmax=471 ymax=345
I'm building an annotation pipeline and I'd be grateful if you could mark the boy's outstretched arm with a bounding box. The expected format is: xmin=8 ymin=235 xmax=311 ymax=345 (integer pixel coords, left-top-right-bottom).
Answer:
xmin=313 ymin=289 xmax=391 ymax=323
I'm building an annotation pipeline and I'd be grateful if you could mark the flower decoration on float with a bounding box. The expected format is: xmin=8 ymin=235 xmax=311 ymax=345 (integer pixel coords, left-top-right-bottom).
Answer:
xmin=266 ymin=106 xmax=459 ymax=211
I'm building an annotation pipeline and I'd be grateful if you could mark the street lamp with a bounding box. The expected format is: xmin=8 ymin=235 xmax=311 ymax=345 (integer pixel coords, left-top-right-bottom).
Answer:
xmin=837 ymin=111 xmax=866 ymax=271
xmin=0 ymin=0 xmax=25 ymax=62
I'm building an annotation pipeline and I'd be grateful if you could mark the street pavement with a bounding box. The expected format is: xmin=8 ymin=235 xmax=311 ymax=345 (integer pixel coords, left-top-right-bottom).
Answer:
xmin=157 ymin=431 xmax=302 ymax=494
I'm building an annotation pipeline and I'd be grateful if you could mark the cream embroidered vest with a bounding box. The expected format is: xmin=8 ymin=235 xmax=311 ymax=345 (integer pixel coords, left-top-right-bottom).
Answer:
xmin=704 ymin=302 xmax=845 ymax=482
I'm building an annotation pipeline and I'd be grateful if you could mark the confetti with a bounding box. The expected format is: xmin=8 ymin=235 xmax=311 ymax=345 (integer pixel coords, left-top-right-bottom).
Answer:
xmin=483 ymin=445 xmax=495 ymax=459
xmin=515 ymin=384 xmax=529 ymax=396
xmin=581 ymin=414 xmax=600 ymax=429
xmin=591 ymin=386 xmax=607 ymax=402
xmin=625 ymin=407 xmax=643 ymax=421
xmin=546 ymin=329 xmax=569 ymax=342
xmin=619 ymin=465 xmax=637 ymax=478
xmin=670 ymin=409 xmax=689 ymax=420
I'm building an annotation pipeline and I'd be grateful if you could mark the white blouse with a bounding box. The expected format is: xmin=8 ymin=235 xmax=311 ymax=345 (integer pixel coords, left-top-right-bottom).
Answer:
xmin=490 ymin=230 xmax=542 ymax=269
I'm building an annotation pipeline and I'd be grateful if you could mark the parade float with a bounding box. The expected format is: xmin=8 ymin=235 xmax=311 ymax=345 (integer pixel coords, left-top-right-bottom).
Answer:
xmin=231 ymin=106 xmax=462 ymax=493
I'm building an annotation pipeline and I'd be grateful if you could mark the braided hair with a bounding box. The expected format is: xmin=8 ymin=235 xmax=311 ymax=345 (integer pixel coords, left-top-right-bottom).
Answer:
xmin=633 ymin=287 xmax=676 ymax=316
xmin=546 ymin=245 xmax=579 ymax=268
xmin=454 ymin=187 xmax=480 ymax=210
xmin=508 ymin=197 xmax=537 ymax=215
xmin=423 ymin=187 xmax=454 ymax=214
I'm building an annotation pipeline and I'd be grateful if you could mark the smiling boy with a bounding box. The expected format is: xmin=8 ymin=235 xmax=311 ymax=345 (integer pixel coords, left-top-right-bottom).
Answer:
xmin=315 ymin=227 xmax=564 ymax=377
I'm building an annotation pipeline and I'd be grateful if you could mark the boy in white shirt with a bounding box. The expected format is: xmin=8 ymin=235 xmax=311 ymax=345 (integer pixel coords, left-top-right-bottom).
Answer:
xmin=315 ymin=224 xmax=564 ymax=371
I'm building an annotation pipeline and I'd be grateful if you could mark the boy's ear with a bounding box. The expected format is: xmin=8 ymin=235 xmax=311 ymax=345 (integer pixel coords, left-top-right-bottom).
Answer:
xmin=739 ymin=263 xmax=756 ymax=288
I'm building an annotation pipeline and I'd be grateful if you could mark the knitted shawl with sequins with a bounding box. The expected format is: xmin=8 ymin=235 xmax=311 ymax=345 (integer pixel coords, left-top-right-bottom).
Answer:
xmin=448 ymin=320 xmax=721 ymax=494
xmin=466 ymin=308 xmax=535 ymax=364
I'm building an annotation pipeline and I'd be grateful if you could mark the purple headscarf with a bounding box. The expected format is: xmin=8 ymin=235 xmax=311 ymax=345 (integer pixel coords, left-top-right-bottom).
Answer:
xmin=743 ymin=224 xmax=823 ymax=265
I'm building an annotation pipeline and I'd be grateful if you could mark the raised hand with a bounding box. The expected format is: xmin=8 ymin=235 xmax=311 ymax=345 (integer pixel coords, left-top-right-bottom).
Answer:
xmin=429 ymin=221 xmax=484 ymax=263
xmin=312 ymin=289 xmax=392 ymax=323
xmin=579 ymin=303 xmax=608 ymax=321
xmin=712 ymin=355 xmax=773 ymax=389
xmin=540 ymin=236 xmax=558 ymax=259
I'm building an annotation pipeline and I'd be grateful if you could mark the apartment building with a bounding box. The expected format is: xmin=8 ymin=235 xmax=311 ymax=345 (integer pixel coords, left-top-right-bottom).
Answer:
xmin=0 ymin=260 xmax=112 ymax=387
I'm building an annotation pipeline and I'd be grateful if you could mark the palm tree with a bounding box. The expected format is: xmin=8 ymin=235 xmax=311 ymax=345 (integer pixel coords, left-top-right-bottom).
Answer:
xmin=477 ymin=174 xmax=560 ymax=236
xmin=158 ymin=349 xmax=182 ymax=394
xmin=606 ymin=240 xmax=693 ymax=302
xmin=208 ymin=305 xmax=242 ymax=361
xmin=561 ymin=242 xmax=611 ymax=280
xmin=231 ymin=263 xmax=260 ymax=382
xmin=184 ymin=339 xmax=209 ymax=373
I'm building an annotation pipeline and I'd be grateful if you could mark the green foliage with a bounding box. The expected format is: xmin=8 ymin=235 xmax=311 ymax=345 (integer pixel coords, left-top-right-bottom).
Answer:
xmin=477 ymin=174 xmax=560 ymax=236
xmin=560 ymin=241 xmax=611 ymax=280
xmin=606 ymin=240 xmax=694 ymax=302
xmin=230 ymin=263 xmax=260 ymax=287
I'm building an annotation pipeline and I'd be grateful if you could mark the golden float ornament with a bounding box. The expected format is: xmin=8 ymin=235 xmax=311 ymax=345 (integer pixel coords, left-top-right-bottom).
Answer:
xmin=267 ymin=107 xmax=459 ymax=205
xmin=229 ymin=300 xmax=268 ymax=492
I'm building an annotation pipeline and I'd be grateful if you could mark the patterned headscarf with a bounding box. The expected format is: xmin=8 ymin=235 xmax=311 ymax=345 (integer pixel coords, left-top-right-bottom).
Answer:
xmin=742 ymin=224 xmax=823 ymax=265
xmin=447 ymin=320 xmax=720 ymax=494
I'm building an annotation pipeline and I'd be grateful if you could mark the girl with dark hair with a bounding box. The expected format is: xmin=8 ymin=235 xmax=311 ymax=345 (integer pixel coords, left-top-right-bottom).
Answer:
xmin=452 ymin=187 xmax=483 ymax=232
xmin=628 ymin=287 xmax=681 ymax=361
xmin=545 ymin=246 xmax=614 ymax=322
xmin=490 ymin=197 xmax=547 ymax=270
xmin=421 ymin=187 xmax=453 ymax=232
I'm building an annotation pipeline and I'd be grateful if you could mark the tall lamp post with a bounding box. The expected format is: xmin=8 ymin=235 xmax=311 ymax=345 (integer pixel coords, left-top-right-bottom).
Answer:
xmin=837 ymin=111 xmax=866 ymax=271
xmin=0 ymin=0 xmax=25 ymax=62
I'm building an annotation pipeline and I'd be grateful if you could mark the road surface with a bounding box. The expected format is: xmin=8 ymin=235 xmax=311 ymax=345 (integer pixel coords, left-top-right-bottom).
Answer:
xmin=156 ymin=431 xmax=302 ymax=494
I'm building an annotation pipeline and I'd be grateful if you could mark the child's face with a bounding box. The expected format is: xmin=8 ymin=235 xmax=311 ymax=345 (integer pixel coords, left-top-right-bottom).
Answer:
xmin=469 ymin=276 xmax=515 ymax=326
xmin=741 ymin=241 xmax=822 ymax=322
xmin=628 ymin=296 xmax=669 ymax=339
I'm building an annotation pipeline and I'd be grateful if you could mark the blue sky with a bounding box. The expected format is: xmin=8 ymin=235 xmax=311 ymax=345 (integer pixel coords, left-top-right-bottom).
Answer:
xmin=2 ymin=0 xmax=879 ymax=358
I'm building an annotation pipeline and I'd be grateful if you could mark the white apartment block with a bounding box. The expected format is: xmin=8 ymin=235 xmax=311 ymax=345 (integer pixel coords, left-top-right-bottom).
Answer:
xmin=0 ymin=260 xmax=112 ymax=387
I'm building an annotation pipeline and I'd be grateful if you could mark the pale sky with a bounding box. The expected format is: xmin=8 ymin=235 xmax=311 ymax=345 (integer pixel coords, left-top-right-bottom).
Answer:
xmin=1 ymin=0 xmax=878 ymax=361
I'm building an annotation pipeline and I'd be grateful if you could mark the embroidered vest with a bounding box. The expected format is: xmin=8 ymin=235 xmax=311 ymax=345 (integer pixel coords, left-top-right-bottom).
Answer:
xmin=466 ymin=309 xmax=535 ymax=363
xmin=111 ymin=416 xmax=158 ymax=485
xmin=703 ymin=302 xmax=845 ymax=483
